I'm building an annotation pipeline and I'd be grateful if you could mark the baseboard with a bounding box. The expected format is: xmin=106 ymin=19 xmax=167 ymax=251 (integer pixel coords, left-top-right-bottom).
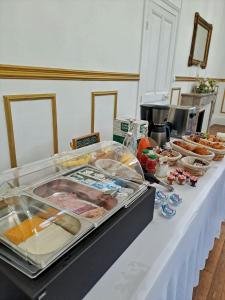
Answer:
xmin=211 ymin=115 xmax=225 ymax=126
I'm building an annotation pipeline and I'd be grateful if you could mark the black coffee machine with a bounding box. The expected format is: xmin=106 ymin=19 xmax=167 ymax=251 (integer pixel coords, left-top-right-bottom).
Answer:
xmin=140 ymin=104 xmax=170 ymax=147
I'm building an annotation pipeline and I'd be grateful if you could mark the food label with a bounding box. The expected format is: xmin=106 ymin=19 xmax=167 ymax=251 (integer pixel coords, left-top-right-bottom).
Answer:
xmin=121 ymin=122 xmax=129 ymax=132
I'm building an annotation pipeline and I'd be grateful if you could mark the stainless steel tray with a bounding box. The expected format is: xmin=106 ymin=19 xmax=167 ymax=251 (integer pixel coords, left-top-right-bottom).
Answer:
xmin=0 ymin=195 xmax=93 ymax=270
xmin=63 ymin=166 xmax=148 ymax=207
xmin=29 ymin=176 xmax=124 ymax=226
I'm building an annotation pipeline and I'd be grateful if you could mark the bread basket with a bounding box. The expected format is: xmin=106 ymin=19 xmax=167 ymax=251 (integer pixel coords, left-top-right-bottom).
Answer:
xmin=179 ymin=156 xmax=211 ymax=176
xmin=170 ymin=139 xmax=215 ymax=161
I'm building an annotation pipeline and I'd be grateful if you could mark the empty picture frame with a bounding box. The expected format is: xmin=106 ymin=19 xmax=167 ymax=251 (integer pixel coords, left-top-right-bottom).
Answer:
xmin=170 ymin=87 xmax=181 ymax=105
xmin=91 ymin=90 xmax=118 ymax=133
xmin=4 ymin=93 xmax=58 ymax=168
xmin=188 ymin=12 xmax=213 ymax=69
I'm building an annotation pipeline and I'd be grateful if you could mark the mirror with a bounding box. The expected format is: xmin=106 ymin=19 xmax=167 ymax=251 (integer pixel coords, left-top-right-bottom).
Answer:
xmin=188 ymin=13 xmax=213 ymax=69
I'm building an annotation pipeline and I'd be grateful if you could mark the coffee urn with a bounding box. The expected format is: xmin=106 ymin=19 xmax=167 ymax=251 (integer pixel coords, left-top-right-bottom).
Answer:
xmin=140 ymin=104 xmax=170 ymax=146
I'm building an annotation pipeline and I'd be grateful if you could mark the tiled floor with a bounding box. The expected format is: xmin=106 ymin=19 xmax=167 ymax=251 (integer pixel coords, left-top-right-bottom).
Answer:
xmin=192 ymin=124 xmax=225 ymax=300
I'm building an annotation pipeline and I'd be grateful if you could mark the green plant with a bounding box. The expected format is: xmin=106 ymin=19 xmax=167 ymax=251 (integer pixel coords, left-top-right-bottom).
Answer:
xmin=195 ymin=78 xmax=217 ymax=94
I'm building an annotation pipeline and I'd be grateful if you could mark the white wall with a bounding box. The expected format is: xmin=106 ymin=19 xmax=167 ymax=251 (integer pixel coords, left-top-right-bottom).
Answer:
xmin=172 ymin=0 xmax=225 ymax=124
xmin=0 ymin=80 xmax=139 ymax=171
xmin=0 ymin=0 xmax=144 ymax=171
xmin=0 ymin=0 xmax=143 ymax=73
xmin=1 ymin=0 xmax=225 ymax=172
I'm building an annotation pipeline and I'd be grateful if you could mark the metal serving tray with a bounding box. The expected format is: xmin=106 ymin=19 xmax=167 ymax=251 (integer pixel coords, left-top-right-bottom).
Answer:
xmin=0 ymin=195 xmax=93 ymax=272
xmin=63 ymin=166 xmax=147 ymax=207
xmin=29 ymin=165 xmax=147 ymax=225
xmin=29 ymin=177 xmax=123 ymax=227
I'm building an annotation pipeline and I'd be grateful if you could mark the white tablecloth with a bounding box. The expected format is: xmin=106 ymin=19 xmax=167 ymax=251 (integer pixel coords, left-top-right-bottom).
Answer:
xmin=84 ymin=160 xmax=225 ymax=300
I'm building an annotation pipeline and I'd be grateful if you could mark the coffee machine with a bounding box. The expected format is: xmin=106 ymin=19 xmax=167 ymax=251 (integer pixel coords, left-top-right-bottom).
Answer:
xmin=140 ymin=104 xmax=170 ymax=147
xmin=140 ymin=104 xmax=198 ymax=144
xmin=167 ymin=105 xmax=197 ymax=137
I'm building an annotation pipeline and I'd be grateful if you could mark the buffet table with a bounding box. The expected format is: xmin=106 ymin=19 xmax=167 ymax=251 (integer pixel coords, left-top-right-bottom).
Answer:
xmin=84 ymin=159 xmax=225 ymax=300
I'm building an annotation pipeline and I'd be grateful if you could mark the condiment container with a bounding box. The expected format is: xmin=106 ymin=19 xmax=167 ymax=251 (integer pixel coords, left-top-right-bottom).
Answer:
xmin=155 ymin=157 xmax=168 ymax=178
xmin=168 ymin=193 xmax=182 ymax=206
xmin=146 ymin=154 xmax=158 ymax=174
xmin=176 ymin=167 xmax=184 ymax=174
xmin=171 ymin=171 xmax=179 ymax=178
xmin=177 ymin=174 xmax=186 ymax=185
xmin=137 ymin=127 xmax=151 ymax=160
xmin=161 ymin=203 xmax=176 ymax=218
xmin=183 ymin=171 xmax=191 ymax=182
xmin=190 ymin=176 xmax=198 ymax=187
xmin=139 ymin=149 xmax=149 ymax=169
xmin=167 ymin=174 xmax=175 ymax=185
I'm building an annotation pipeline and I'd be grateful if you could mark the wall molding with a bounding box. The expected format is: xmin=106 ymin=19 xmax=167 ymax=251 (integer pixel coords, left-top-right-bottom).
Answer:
xmin=91 ymin=90 xmax=118 ymax=133
xmin=175 ymin=76 xmax=225 ymax=82
xmin=0 ymin=64 xmax=139 ymax=81
xmin=4 ymin=93 xmax=58 ymax=168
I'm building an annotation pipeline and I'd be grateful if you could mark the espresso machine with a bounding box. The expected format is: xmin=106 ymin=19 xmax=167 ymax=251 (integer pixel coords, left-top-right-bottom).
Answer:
xmin=140 ymin=104 xmax=170 ymax=147
xmin=140 ymin=104 xmax=198 ymax=146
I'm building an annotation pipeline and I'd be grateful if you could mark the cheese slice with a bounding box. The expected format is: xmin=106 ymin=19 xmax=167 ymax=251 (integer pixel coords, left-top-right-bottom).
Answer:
xmin=19 ymin=223 xmax=73 ymax=255
xmin=4 ymin=216 xmax=45 ymax=245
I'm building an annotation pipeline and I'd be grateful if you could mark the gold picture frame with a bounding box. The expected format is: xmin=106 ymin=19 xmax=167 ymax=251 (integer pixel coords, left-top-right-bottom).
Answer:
xmin=220 ymin=89 xmax=225 ymax=114
xmin=91 ymin=91 xmax=118 ymax=133
xmin=188 ymin=12 xmax=213 ymax=69
xmin=170 ymin=87 xmax=181 ymax=105
xmin=4 ymin=93 xmax=58 ymax=168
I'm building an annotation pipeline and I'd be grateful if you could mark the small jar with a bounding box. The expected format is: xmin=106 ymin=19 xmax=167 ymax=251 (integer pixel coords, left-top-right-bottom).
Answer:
xmin=190 ymin=176 xmax=198 ymax=187
xmin=167 ymin=174 xmax=175 ymax=185
xmin=146 ymin=154 xmax=158 ymax=174
xmin=177 ymin=174 xmax=186 ymax=185
xmin=176 ymin=167 xmax=184 ymax=175
xmin=139 ymin=149 xmax=149 ymax=169
xmin=183 ymin=171 xmax=191 ymax=182
xmin=171 ymin=171 xmax=179 ymax=178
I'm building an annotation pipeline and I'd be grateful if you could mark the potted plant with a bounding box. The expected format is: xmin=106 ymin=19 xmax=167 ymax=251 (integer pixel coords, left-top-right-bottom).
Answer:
xmin=194 ymin=78 xmax=217 ymax=94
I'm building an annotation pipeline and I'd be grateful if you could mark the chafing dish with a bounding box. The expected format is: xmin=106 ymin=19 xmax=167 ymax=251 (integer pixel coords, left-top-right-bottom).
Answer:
xmin=0 ymin=141 xmax=149 ymax=278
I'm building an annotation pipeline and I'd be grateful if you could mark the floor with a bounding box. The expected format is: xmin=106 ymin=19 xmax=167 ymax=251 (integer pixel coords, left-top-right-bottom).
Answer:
xmin=208 ymin=124 xmax=225 ymax=136
xmin=192 ymin=223 xmax=225 ymax=300
xmin=192 ymin=124 xmax=225 ymax=300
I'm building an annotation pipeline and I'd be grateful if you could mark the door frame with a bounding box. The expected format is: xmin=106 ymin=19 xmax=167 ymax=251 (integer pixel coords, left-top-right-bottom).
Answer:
xmin=136 ymin=0 xmax=181 ymax=116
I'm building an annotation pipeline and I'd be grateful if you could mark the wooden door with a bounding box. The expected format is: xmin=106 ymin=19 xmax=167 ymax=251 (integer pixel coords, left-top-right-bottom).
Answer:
xmin=139 ymin=0 xmax=179 ymax=104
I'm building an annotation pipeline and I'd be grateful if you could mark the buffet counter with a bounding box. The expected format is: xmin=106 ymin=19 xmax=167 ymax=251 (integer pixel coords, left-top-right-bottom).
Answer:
xmin=84 ymin=159 xmax=225 ymax=300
